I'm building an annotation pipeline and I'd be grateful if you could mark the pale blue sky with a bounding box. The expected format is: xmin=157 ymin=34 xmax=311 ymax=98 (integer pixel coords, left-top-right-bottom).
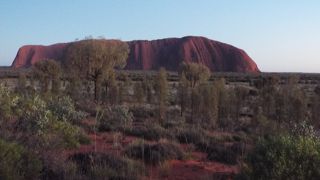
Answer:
xmin=0 ymin=0 xmax=319 ymax=72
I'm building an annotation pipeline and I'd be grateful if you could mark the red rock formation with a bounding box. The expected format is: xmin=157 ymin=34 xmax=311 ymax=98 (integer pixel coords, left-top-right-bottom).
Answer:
xmin=11 ymin=36 xmax=259 ymax=72
xmin=12 ymin=43 xmax=68 ymax=68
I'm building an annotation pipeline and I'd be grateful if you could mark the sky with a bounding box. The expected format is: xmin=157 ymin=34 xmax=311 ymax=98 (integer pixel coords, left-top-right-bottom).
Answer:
xmin=0 ymin=0 xmax=319 ymax=72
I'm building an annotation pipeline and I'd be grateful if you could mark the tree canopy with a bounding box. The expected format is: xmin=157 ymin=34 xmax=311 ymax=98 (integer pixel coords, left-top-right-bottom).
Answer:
xmin=64 ymin=39 xmax=130 ymax=100
xmin=32 ymin=59 xmax=62 ymax=93
xmin=178 ymin=62 xmax=211 ymax=88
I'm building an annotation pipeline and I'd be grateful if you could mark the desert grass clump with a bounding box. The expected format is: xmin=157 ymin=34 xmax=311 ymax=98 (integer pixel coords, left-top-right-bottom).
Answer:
xmin=125 ymin=140 xmax=184 ymax=165
xmin=175 ymin=126 xmax=212 ymax=151
xmin=40 ymin=152 xmax=79 ymax=180
xmin=159 ymin=161 xmax=172 ymax=178
xmin=175 ymin=126 xmax=243 ymax=164
xmin=98 ymin=105 xmax=133 ymax=132
xmin=52 ymin=121 xmax=90 ymax=149
xmin=206 ymin=143 xmax=241 ymax=165
xmin=70 ymin=152 xmax=145 ymax=180
xmin=130 ymin=105 xmax=156 ymax=119
xmin=124 ymin=122 xmax=171 ymax=141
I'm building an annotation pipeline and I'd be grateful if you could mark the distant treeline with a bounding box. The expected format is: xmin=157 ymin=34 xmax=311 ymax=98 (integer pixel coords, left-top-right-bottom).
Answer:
xmin=1 ymin=66 xmax=320 ymax=85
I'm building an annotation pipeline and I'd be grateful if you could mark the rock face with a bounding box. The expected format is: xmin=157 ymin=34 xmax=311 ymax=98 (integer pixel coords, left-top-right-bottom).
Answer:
xmin=12 ymin=43 xmax=69 ymax=68
xmin=11 ymin=36 xmax=259 ymax=72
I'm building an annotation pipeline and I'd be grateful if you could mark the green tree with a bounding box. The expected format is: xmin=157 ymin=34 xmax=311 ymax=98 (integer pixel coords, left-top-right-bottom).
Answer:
xmin=134 ymin=82 xmax=144 ymax=104
xmin=311 ymin=86 xmax=320 ymax=127
xmin=154 ymin=68 xmax=169 ymax=121
xmin=64 ymin=39 xmax=129 ymax=101
xmin=190 ymin=87 xmax=201 ymax=123
xmin=65 ymin=77 xmax=82 ymax=100
xmin=213 ymin=78 xmax=233 ymax=129
xmin=118 ymin=72 xmax=132 ymax=104
xmin=16 ymin=73 xmax=28 ymax=95
xmin=102 ymin=70 xmax=118 ymax=104
xmin=259 ymin=76 xmax=280 ymax=122
xmin=32 ymin=59 xmax=62 ymax=94
xmin=142 ymin=75 xmax=154 ymax=104
xmin=107 ymin=78 xmax=119 ymax=105
xmin=178 ymin=63 xmax=211 ymax=121
xmin=234 ymin=86 xmax=249 ymax=123
xmin=198 ymin=83 xmax=219 ymax=128
xmin=279 ymin=76 xmax=308 ymax=126
xmin=178 ymin=62 xmax=211 ymax=88
xmin=118 ymin=84 xmax=126 ymax=104
xmin=177 ymin=73 xmax=189 ymax=116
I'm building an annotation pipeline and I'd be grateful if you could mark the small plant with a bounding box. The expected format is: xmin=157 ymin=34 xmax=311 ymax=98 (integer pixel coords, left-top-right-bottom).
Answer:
xmin=183 ymin=144 xmax=196 ymax=160
xmin=112 ymin=132 xmax=123 ymax=149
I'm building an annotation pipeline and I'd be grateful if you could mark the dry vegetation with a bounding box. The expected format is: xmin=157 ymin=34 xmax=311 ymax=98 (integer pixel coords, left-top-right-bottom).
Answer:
xmin=0 ymin=40 xmax=320 ymax=179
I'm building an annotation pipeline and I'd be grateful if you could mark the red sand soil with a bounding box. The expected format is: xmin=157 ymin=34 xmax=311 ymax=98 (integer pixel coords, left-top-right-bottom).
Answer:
xmin=144 ymin=154 xmax=238 ymax=180
xmin=12 ymin=36 xmax=259 ymax=73
xmin=64 ymin=132 xmax=139 ymax=157
xmin=64 ymin=118 xmax=240 ymax=179
xmin=144 ymin=148 xmax=238 ymax=180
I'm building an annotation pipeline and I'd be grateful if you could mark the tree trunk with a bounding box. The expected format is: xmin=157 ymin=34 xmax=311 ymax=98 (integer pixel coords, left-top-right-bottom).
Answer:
xmin=105 ymin=83 xmax=109 ymax=104
xmin=94 ymin=76 xmax=102 ymax=102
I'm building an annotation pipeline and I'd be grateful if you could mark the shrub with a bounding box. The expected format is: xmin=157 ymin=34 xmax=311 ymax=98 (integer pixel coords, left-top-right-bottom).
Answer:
xmin=125 ymin=140 xmax=184 ymax=165
xmin=98 ymin=105 xmax=133 ymax=131
xmin=0 ymin=84 xmax=19 ymax=118
xmin=48 ymin=96 xmax=88 ymax=124
xmin=175 ymin=127 xmax=212 ymax=151
xmin=0 ymin=139 xmax=42 ymax=180
xmin=130 ymin=105 xmax=156 ymax=118
xmin=175 ymin=126 xmax=243 ymax=164
xmin=41 ymin=161 xmax=78 ymax=180
xmin=124 ymin=123 xmax=171 ymax=141
xmin=16 ymin=95 xmax=52 ymax=136
xmin=15 ymin=95 xmax=89 ymax=149
xmin=159 ymin=161 xmax=171 ymax=178
xmin=243 ymin=135 xmax=320 ymax=179
xmin=206 ymin=143 xmax=240 ymax=165
xmin=70 ymin=152 xmax=145 ymax=180
xmin=41 ymin=152 xmax=78 ymax=180
xmin=52 ymin=121 xmax=90 ymax=149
